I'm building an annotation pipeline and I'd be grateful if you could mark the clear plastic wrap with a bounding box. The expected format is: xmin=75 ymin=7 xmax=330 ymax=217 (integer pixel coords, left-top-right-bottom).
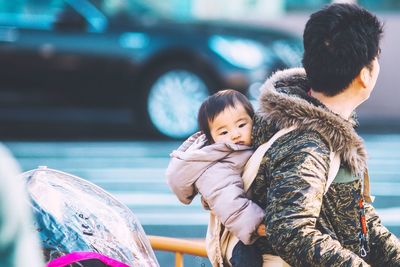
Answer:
xmin=23 ymin=166 xmax=159 ymax=267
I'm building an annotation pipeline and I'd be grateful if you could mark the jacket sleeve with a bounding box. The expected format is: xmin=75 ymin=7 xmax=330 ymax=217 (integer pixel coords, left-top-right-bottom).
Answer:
xmin=264 ymin=136 xmax=370 ymax=266
xmin=165 ymin=132 xmax=207 ymax=204
xmin=166 ymin=156 xmax=199 ymax=205
xmin=199 ymin=162 xmax=265 ymax=245
xmin=365 ymin=203 xmax=400 ymax=266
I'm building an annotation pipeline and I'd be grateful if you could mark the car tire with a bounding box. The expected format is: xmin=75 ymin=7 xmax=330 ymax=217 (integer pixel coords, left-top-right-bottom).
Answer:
xmin=144 ymin=64 xmax=214 ymax=139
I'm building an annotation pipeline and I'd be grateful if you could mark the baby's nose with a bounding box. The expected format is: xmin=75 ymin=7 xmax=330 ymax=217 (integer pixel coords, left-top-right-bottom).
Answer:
xmin=231 ymin=130 xmax=240 ymax=140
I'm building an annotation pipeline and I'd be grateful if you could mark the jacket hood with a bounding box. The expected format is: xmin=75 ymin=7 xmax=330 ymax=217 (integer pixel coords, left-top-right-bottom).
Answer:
xmin=166 ymin=132 xmax=252 ymax=204
xmin=256 ymin=68 xmax=367 ymax=178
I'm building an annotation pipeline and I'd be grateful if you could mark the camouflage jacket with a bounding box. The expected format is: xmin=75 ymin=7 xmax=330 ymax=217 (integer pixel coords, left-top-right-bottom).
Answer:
xmin=251 ymin=68 xmax=400 ymax=267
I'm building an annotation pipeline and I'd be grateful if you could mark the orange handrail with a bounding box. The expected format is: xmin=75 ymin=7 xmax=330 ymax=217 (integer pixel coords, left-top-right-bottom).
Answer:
xmin=148 ymin=235 xmax=207 ymax=267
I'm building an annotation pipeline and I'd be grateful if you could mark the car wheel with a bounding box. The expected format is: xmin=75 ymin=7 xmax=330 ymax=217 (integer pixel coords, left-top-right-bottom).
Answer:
xmin=146 ymin=68 xmax=211 ymax=139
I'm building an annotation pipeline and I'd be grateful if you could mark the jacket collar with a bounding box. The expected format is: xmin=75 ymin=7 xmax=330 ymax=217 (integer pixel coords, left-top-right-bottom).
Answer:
xmin=256 ymin=68 xmax=367 ymax=178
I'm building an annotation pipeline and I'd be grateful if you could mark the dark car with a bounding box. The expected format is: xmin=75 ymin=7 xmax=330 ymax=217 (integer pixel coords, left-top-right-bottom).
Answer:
xmin=0 ymin=0 xmax=302 ymax=139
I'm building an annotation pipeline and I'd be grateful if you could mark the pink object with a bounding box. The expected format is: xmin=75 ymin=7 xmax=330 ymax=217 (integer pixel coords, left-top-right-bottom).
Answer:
xmin=47 ymin=252 xmax=130 ymax=267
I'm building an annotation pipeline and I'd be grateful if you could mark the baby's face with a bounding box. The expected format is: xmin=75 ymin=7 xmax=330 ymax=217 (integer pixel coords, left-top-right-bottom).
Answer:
xmin=209 ymin=104 xmax=253 ymax=146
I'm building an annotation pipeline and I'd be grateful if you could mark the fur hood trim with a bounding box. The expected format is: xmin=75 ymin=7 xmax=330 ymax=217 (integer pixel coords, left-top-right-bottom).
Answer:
xmin=258 ymin=68 xmax=367 ymax=178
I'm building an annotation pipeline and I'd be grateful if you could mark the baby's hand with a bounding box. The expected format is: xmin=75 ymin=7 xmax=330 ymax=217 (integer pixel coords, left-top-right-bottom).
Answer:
xmin=257 ymin=224 xmax=266 ymax=236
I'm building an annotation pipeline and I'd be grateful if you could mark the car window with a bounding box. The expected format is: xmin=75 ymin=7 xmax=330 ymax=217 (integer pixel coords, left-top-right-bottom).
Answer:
xmin=0 ymin=0 xmax=64 ymax=29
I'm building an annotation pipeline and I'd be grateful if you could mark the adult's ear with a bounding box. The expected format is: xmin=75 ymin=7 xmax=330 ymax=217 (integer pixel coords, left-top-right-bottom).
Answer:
xmin=358 ymin=66 xmax=371 ymax=89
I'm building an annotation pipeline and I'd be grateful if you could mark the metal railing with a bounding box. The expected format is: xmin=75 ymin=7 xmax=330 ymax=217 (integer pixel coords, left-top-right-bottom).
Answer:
xmin=148 ymin=235 xmax=207 ymax=267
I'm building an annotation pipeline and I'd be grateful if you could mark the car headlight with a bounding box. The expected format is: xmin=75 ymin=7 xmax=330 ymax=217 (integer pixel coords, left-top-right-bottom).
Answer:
xmin=209 ymin=35 xmax=267 ymax=69
xmin=271 ymin=39 xmax=303 ymax=67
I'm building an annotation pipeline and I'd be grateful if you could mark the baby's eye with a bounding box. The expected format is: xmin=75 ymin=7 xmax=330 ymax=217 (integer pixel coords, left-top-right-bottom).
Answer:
xmin=219 ymin=131 xmax=228 ymax=136
xmin=239 ymin=123 xmax=246 ymax=128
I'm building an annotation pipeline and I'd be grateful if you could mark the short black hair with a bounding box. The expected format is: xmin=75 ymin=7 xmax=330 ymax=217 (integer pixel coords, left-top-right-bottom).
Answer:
xmin=198 ymin=89 xmax=254 ymax=143
xmin=302 ymin=3 xmax=383 ymax=96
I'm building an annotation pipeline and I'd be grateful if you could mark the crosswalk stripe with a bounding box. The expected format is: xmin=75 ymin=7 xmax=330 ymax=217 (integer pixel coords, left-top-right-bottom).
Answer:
xmin=113 ymin=193 xmax=201 ymax=207
xmin=374 ymin=207 xmax=400 ymax=226
xmin=135 ymin=213 xmax=209 ymax=225
xmin=371 ymin=183 xmax=400 ymax=196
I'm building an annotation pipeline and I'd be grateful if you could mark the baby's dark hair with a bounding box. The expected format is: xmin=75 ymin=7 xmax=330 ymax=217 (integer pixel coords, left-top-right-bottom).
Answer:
xmin=197 ymin=89 xmax=254 ymax=143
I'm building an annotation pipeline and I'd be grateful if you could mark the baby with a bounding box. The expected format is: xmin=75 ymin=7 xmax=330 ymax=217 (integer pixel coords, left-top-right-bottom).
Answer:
xmin=166 ymin=89 xmax=264 ymax=267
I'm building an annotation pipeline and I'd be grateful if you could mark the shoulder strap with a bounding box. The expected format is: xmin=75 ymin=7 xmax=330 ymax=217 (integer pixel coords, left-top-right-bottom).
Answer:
xmin=243 ymin=127 xmax=341 ymax=195
xmin=243 ymin=126 xmax=296 ymax=192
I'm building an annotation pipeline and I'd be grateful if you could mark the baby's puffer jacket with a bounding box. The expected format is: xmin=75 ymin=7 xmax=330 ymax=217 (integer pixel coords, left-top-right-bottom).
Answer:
xmin=166 ymin=133 xmax=265 ymax=245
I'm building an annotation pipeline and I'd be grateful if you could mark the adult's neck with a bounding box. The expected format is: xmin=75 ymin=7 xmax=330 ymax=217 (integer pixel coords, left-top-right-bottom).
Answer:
xmin=310 ymin=88 xmax=362 ymax=120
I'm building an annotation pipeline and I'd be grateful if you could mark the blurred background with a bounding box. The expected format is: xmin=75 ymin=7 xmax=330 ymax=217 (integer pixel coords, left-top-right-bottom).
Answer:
xmin=0 ymin=0 xmax=399 ymax=266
